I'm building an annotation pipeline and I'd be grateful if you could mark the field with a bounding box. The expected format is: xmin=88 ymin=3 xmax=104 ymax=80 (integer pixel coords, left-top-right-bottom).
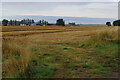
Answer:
xmin=2 ymin=25 xmax=119 ymax=78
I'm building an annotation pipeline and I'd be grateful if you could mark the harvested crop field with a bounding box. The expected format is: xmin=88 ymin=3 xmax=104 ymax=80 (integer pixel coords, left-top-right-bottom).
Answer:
xmin=2 ymin=25 xmax=119 ymax=78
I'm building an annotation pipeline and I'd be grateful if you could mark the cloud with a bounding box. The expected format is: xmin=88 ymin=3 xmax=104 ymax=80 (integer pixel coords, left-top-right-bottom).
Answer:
xmin=1 ymin=0 xmax=119 ymax=2
xmin=2 ymin=2 xmax=118 ymax=19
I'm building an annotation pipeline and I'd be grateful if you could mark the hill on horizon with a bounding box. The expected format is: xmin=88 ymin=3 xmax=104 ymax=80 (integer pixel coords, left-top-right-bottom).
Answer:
xmin=2 ymin=15 xmax=116 ymax=24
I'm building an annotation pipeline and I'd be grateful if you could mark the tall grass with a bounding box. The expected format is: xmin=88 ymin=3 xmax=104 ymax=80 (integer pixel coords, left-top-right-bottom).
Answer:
xmin=82 ymin=30 xmax=119 ymax=48
xmin=79 ymin=29 xmax=119 ymax=75
xmin=2 ymin=39 xmax=31 ymax=78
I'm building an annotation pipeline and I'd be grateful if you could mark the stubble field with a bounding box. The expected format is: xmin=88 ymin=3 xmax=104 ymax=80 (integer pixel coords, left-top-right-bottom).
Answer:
xmin=2 ymin=25 xmax=119 ymax=78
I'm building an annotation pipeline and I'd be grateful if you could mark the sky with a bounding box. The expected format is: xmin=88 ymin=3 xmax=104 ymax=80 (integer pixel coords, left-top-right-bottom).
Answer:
xmin=2 ymin=2 xmax=118 ymax=19
xmin=0 ymin=0 xmax=119 ymax=2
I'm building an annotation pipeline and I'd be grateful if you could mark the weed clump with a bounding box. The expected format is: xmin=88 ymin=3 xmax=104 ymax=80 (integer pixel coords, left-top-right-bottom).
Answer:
xmin=2 ymin=39 xmax=31 ymax=78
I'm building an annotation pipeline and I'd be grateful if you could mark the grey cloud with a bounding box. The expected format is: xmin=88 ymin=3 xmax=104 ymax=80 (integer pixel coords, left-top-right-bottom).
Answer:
xmin=2 ymin=2 xmax=118 ymax=19
xmin=1 ymin=0 xmax=119 ymax=2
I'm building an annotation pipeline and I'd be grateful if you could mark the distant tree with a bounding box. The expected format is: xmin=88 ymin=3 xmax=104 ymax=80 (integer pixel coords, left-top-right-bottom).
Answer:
xmin=29 ymin=19 xmax=32 ymax=25
xmin=23 ymin=19 xmax=26 ymax=24
xmin=15 ymin=20 xmax=17 ymax=26
xmin=16 ymin=20 xmax=20 ymax=26
xmin=56 ymin=19 xmax=65 ymax=26
xmin=21 ymin=20 xmax=23 ymax=24
xmin=27 ymin=19 xmax=30 ymax=26
xmin=106 ymin=22 xmax=111 ymax=26
xmin=113 ymin=20 xmax=120 ymax=26
xmin=12 ymin=20 xmax=14 ymax=26
xmin=46 ymin=21 xmax=48 ymax=25
xmin=12 ymin=20 xmax=15 ymax=26
xmin=38 ymin=20 xmax=42 ymax=24
xmin=42 ymin=20 xmax=44 ymax=24
xmin=2 ymin=19 xmax=8 ymax=26
xmin=44 ymin=21 xmax=47 ymax=25
xmin=9 ymin=20 xmax=12 ymax=26
xmin=32 ymin=19 xmax=35 ymax=23
xmin=18 ymin=21 xmax=20 ymax=26
xmin=20 ymin=19 xmax=32 ymax=26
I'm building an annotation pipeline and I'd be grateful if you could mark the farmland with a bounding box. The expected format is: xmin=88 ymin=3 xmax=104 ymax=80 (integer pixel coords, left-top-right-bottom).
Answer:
xmin=2 ymin=25 xmax=119 ymax=78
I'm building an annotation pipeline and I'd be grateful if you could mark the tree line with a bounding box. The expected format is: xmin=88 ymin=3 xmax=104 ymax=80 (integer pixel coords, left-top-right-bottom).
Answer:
xmin=106 ymin=20 xmax=120 ymax=26
xmin=2 ymin=19 xmax=35 ymax=26
xmin=2 ymin=18 xmax=65 ymax=26
xmin=2 ymin=19 xmax=49 ymax=26
xmin=2 ymin=18 xmax=120 ymax=26
xmin=37 ymin=20 xmax=49 ymax=25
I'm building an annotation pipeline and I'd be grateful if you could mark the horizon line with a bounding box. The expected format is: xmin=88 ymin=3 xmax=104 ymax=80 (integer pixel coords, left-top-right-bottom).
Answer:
xmin=2 ymin=15 xmax=117 ymax=19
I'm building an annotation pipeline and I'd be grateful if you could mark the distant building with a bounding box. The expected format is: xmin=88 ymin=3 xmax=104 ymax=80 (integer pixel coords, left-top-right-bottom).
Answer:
xmin=20 ymin=24 xmax=27 ymax=26
xmin=31 ymin=23 xmax=44 ymax=26
xmin=68 ymin=22 xmax=76 ymax=26
xmin=47 ymin=23 xmax=56 ymax=26
xmin=31 ymin=23 xmax=36 ymax=26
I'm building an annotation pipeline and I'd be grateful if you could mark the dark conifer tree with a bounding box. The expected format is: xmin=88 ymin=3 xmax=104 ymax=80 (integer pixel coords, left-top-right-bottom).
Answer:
xmin=9 ymin=20 xmax=12 ymax=26
xmin=32 ymin=19 xmax=35 ymax=23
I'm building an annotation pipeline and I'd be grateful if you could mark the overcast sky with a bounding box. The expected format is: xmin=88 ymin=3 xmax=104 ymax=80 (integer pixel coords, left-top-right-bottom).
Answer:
xmin=2 ymin=2 xmax=118 ymax=19
xmin=1 ymin=0 xmax=119 ymax=2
